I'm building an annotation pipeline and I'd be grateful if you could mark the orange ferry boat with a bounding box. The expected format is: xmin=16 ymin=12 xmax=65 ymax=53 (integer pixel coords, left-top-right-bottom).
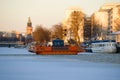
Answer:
xmin=35 ymin=39 xmax=85 ymax=55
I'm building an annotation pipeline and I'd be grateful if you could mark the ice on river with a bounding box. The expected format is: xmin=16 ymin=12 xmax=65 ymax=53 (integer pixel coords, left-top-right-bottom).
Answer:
xmin=0 ymin=47 xmax=120 ymax=80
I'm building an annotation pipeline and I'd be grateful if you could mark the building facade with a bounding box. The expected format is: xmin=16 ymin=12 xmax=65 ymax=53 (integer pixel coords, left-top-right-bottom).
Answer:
xmin=91 ymin=3 xmax=120 ymax=40
xmin=91 ymin=11 xmax=108 ymax=40
xmin=108 ymin=5 xmax=120 ymax=32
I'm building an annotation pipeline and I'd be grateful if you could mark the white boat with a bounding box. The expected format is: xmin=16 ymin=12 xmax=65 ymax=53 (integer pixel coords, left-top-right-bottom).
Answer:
xmin=112 ymin=31 xmax=120 ymax=52
xmin=27 ymin=42 xmax=37 ymax=52
xmin=91 ymin=40 xmax=117 ymax=53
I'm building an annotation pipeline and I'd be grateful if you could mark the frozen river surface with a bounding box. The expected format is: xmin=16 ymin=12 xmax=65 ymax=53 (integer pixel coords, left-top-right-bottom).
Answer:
xmin=0 ymin=47 xmax=120 ymax=80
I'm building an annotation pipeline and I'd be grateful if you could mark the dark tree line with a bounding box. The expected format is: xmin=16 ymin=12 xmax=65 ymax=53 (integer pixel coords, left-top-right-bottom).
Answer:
xmin=0 ymin=37 xmax=18 ymax=42
xmin=0 ymin=36 xmax=25 ymax=42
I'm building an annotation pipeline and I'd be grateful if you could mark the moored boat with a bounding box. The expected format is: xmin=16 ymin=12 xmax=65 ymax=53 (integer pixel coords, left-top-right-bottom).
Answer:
xmin=27 ymin=42 xmax=37 ymax=52
xmin=112 ymin=31 xmax=120 ymax=53
xmin=91 ymin=40 xmax=117 ymax=53
xmin=35 ymin=39 xmax=85 ymax=55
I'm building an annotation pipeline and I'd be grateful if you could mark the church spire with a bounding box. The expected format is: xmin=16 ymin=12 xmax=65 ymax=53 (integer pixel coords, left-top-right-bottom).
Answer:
xmin=28 ymin=17 xmax=31 ymax=23
xmin=27 ymin=17 xmax=32 ymax=27
xmin=26 ymin=17 xmax=33 ymax=35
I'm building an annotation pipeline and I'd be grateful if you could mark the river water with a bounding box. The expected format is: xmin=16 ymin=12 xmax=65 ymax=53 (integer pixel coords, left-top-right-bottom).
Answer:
xmin=0 ymin=47 xmax=120 ymax=80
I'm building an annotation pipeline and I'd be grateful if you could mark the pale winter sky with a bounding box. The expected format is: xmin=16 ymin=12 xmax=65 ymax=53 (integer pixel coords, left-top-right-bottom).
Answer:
xmin=0 ymin=0 xmax=120 ymax=32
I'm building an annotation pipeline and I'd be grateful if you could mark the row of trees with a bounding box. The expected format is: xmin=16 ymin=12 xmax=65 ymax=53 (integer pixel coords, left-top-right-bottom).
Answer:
xmin=33 ymin=24 xmax=62 ymax=43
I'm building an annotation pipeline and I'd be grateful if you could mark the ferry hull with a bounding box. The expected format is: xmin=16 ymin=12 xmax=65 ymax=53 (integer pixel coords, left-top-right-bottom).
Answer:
xmin=92 ymin=48 xmax=117 ymax=53
xmin=35 ymin=46 xmax=85 ymax=55
xmin=36 ymin=51 xmax=78 ymax=55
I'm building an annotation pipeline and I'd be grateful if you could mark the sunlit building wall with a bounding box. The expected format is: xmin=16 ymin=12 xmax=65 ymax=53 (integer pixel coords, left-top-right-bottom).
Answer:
xmin=100 ymin=3 xmax=119 ymax=10
xmin=109 ymin=6 xmax=120 ymax=32
xmin=62 ymin=19 xmax=68 ymax=43
xmin=91 ymin=3 xmax=120 ymax=40
xmin=91 ymin=11 xmax=108 ymax=40
xmin=99 ymin=3 xmax=120 ymax=33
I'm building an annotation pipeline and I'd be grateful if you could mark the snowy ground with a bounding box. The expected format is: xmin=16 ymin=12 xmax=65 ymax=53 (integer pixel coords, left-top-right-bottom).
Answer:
xmin=0 ymin=47 xmax=120 ymax=80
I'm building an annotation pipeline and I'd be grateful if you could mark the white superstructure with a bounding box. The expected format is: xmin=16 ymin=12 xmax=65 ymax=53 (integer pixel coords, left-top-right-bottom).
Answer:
xmin=91 ymin=40 xmax=117 ymax=53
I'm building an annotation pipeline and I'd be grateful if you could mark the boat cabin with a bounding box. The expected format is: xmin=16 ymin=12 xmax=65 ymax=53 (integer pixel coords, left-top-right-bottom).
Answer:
xmin=91 ymin=40 xmax=116 ymax=47
xmin=91 ymin=40 xmax=117 ymax=53
xmin=52 ymin=39 xmax=64 ymax=47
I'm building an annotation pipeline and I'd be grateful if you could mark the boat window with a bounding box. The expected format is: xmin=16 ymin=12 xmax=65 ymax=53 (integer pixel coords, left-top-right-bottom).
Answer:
xmin=92 ymin=44 xmax=95 ymax=47
xmin=110 ymin=44 xmax=112 ymax=46
xmin=112 ymin=44 xmax=115 ymax=46
xmin=99 ymin=44 xmax=102 ymax=47
xmin=110 ymin=44 xmax=113 ymax=46
xmin=109 ymin=44 xmax=111 ymax=46
xmin=102 ymin=44 xmax=104 ymax=46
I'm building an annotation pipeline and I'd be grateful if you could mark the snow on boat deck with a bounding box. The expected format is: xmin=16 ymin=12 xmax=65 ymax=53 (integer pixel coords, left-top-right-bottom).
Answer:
xmin=0 ymin=47 xmax=120 ymax=80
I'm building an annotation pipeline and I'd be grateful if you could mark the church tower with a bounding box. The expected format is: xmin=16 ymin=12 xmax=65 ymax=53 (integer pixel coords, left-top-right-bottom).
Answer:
xmin=26 ymin=17 xmax=32 ymax=35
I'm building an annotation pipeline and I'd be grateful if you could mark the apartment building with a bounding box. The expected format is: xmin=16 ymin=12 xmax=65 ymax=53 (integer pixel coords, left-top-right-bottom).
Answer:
xmin=91 ymin=3 xmax=120 ymax=40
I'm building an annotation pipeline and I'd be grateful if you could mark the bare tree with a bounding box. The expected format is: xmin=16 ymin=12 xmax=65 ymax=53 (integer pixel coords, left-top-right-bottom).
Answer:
xmin=50 ymin=23 xmax=63 ymax=39
xmin=92 ymin=24 xmax=101 ymax=39
xmin=67 ymin=10 xmax=83 ymax=43
xmin=33 ymin=25 xmax=50 ymax=43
